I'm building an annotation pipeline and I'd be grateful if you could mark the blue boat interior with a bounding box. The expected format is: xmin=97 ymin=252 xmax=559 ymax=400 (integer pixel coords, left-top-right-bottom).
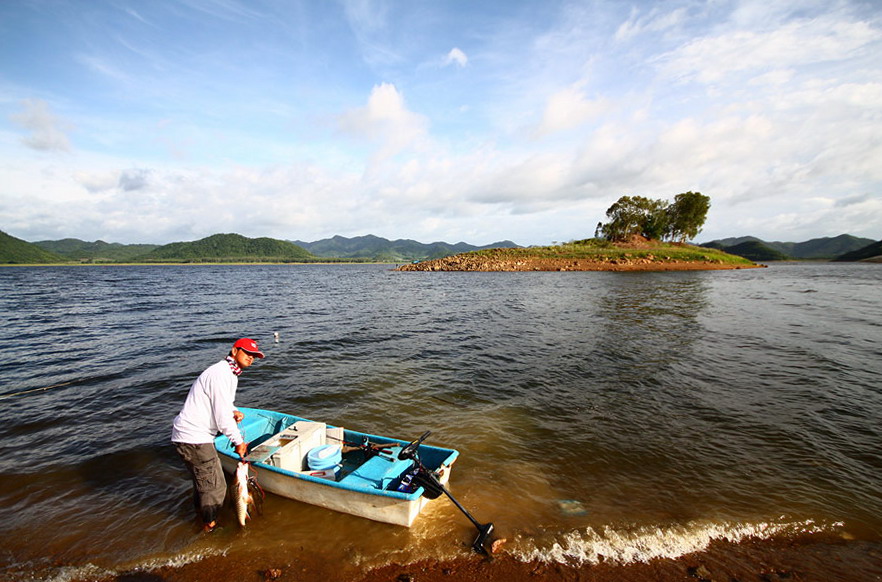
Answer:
xmin=215 ymin=408 xmax=459 ymax=499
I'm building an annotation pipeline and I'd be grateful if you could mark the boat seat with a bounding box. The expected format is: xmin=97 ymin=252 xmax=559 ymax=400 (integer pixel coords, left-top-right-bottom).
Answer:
xmin=339 ymin=448 xmax=413 ymax=490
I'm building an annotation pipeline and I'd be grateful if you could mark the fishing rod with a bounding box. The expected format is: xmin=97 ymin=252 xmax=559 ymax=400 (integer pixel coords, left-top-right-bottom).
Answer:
xmin=341 ymin=437 xmax=396 ymax=462
xmin=0 ymin=381 xmax=74 ymax=400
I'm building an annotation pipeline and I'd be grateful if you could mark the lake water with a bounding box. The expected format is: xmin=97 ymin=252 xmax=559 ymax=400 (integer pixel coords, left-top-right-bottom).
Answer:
xmin=1 ymin=262 xmax=880 ymax=580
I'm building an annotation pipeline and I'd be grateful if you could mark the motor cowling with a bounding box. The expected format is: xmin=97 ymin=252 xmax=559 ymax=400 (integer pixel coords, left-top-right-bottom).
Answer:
xmin=411 ymin=469 xmax=445 ymax=499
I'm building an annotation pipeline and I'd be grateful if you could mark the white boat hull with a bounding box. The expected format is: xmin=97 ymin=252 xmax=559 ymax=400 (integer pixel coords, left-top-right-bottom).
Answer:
xmin=216 ymin=407 xmax=458 ymax=527
xmin=219 ymin=455 xmax=448 ymax=526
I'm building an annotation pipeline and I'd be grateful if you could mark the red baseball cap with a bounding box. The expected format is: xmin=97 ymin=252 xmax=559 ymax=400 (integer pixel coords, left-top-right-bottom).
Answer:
xmin=233 ymin=338 xmax=265 ymax=358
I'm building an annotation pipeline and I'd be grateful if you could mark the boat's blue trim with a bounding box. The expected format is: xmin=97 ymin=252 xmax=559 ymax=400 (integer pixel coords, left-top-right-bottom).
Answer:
xmin=215 ymin=407 xmax=459 ymax=501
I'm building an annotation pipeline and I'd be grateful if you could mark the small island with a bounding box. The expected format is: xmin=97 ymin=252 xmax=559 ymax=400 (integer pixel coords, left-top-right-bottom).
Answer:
xmin=396 ymin=236 xmax=762 ymax=272
xmin=398 ymin=192 xmax=760 ymax=272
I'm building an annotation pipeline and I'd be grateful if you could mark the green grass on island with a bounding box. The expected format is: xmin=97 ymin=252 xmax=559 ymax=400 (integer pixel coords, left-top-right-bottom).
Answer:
xmin=470 ymin=238 xmax=758 ymax=266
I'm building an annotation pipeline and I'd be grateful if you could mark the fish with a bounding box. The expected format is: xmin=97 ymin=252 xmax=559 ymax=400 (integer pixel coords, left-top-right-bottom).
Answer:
xmin=231 ymin=462 xmax=264 ymax=527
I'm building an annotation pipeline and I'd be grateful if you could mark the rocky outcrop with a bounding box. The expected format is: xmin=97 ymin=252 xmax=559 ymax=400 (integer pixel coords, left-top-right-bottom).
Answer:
xmin=397 ymin=254 xmax=761 ymax=272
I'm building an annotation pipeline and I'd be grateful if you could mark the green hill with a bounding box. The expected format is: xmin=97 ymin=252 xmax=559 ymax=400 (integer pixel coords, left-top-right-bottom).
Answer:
xmin=138 ymin=233 xmax=316 ymax=263
xmin=833 ymin=240 xmax=882 ymax=262
xmin=702 ymin=236 xmax=763 ymax=249
xmin=0 ymin=230 xmax=67 ymax=264
xmin=292 ymin=234 xmax=520 ymax=261
xmin=34 ymin=238 xmax=160 ymax=262
xmin=722 ymin=241 xmax=791 ymax=261
xmin=701 ymin=234 xmax=874 ymax=260
xmin=786 ymin=234 xmax=876 ymax=259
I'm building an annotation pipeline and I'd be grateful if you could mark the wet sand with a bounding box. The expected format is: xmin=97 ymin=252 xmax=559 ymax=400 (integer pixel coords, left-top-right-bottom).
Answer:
xmin=83 ymin=535 xmax=882 ymax=582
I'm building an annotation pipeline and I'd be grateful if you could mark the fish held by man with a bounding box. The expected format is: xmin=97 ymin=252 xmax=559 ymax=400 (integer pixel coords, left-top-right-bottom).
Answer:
xmin=231 ymin=461 xmax=264 ymax=527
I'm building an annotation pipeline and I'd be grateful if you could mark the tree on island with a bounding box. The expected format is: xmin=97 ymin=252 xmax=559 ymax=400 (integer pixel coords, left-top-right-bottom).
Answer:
xmin=597 ymin=192 xmax=710 ymax=242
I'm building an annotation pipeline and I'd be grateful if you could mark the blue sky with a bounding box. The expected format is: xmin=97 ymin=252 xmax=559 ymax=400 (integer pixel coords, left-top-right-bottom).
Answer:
xmin=1 ymin=0 xmax=880 ymax=245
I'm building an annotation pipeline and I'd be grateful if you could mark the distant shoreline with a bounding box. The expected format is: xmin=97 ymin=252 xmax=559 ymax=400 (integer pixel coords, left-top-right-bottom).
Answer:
xmin=0 ymin=261 xmax=396 ymax=267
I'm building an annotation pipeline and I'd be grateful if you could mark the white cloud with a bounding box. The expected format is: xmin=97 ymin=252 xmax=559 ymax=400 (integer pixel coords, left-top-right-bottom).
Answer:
xmin=123 ymin=7 xmax=150 ymax=25
xmin=342 ymin=0 xmax=403 ymax=68
xmin=74 ymin=170 xmax=119 ymax=193
xmin=9 ymin=99 xmax=72 ymax=152
xmin=534 ymin=85 xmax=609 ymax=137
xmin=75 ymin=54 xmax=131 ymax=83
xmin=656 ymin=16 xmax=880 ymax=85
xmin=444 ymin=47 xmax=468 ymax=68
xmin=834 ymin=193 xmax=872 ymax=207
xmin=118 ymin=168 xmax=153 ymax=191
xmin=337 ymin=83 xmax=429 ymax=163
xmin=748 ymin=69 xmax=796 ymax=87
xmin=615 ymin=5 xmax=687 ymax=42
xmin=72 ymin=168 xmax=157 ymax=194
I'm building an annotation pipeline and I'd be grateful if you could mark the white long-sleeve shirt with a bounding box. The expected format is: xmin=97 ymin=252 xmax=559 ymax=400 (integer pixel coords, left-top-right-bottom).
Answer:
xmin=171 ymin=358 xmax=244 ymax=446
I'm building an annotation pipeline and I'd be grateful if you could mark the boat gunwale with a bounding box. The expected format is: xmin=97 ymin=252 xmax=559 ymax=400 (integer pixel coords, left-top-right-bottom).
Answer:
xmin=216 ymin=407 xmax=460 ymax=501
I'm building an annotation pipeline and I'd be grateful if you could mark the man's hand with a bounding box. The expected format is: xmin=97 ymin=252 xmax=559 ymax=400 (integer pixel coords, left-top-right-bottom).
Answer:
xmin=234 ymin=442 xmax=248 ymax=459
xmin=233 ymin=410 xmax=244 ymax=423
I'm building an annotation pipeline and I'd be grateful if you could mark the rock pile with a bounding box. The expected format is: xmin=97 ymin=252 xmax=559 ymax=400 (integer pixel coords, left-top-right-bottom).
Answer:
xmin=397 ymin=253 xmax=760 ymax=272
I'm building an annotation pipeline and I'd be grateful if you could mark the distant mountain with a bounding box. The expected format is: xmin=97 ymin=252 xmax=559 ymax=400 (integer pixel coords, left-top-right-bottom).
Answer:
xmin=833 ymin=240 xmax=882 ymax=262
xmin=722 ymin=241 xmax=791 ymax=261
xmin=21 ymin=230 xmax=875 ymax=264
xmin=292 ymin=234 xmax=521 ymax=262
xmin=702 ymin=236 xmax=763 ymax=249
xmin=783 ymin=234 xmax=876 ymax=259
xmin=0 ymin=230 xmax=67 ymax=264
xmin=8 ymin=232 xmax=522 ymax=264
xmin=701 ymin=234 xmax=875 ymax=260
xmin=34 ymin=238 xmax=160 ymax=262
xmin=138 ymin=233 xmax=316 ymax=263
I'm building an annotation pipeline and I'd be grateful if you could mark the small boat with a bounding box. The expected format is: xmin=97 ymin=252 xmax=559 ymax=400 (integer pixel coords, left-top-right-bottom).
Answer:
xmin=214 ymin=407 xmax=459 ymax=527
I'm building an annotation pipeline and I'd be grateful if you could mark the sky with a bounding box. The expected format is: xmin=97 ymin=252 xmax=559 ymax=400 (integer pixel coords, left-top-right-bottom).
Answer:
xmin=1 ymin=0 xmax=880 ymax=246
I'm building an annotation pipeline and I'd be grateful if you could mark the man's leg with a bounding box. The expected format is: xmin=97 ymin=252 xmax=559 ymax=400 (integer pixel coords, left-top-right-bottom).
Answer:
xmin=174 ymin=442 xmax=227 ymax=530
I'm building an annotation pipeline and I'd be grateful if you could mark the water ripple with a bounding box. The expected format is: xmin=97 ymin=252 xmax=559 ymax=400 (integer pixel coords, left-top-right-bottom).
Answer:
xmin=1 ymin=263 xmax=880 ymax=579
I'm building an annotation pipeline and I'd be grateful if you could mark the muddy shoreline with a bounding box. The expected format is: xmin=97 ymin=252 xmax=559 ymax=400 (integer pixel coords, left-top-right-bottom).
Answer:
xmin=80 ymin=534 xmax=881 ymax=582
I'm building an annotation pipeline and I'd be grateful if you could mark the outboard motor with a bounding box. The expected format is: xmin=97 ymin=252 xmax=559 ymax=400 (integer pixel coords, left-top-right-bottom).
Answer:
xmin=398 ymin=431 xmax=495 ymax=555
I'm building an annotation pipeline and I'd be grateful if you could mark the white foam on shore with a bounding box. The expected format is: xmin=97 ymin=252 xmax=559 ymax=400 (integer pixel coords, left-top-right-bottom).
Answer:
xmin=517 ymin=518 xmax=842 ymax=566
xmin=44 ymin=548 xmax=225 ymax=582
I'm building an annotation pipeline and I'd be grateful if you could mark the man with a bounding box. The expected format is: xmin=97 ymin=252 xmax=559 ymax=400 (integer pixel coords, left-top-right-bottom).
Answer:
xmin=171 ymin=337 xmax=265 ymax=532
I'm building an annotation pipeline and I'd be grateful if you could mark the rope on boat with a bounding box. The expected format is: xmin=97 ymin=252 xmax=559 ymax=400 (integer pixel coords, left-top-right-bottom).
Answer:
xmin=0 ymin=381 xmax=74 ymax=400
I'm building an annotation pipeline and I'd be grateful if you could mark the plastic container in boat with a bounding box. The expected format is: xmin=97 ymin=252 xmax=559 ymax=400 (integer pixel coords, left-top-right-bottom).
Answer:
xmin=307 ymin=444 xmax=342 ymax=479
